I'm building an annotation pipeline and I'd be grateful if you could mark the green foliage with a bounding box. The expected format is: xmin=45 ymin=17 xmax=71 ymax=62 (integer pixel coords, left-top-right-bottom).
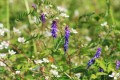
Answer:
xmin=0 ymin=0 xmax=120 ymax=79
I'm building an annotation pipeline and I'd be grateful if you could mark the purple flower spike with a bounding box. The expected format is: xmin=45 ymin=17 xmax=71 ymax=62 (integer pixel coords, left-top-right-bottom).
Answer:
xmin=51 ymin=20 xmax=57 ymax=38
xmin=87 ymin=58 xmax=95 ymax=68
xmin=116 ymin=61 xmax=120 ymax=69
xmin=99 ymin=67 xmax=104 ymax=72
xmin=87 ymin=48 xmax=101 ymax=68
xmin=94 ymin=48 xmax=101 ymax=59
xmin=40 ymin=13 xmax=45 ymax=23
xmin=32 ymin=4 xmax=37 ymax=9
xmin=64 ymin=26 xmax=70 ymax=53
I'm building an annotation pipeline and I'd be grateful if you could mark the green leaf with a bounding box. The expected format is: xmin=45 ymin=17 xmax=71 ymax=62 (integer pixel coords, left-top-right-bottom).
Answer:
xmin=71 ymin=66 xmax=86 ymax=73
xmin=107 ymin=63 xmax=114 ymax=73
xmin=0 ymin=67 xmax=5 ymax=73
xmin=90 ymin=74 xmax=97 ymax=79
xmin=96 ymin=59 xmax=106 ymax=71
xmin=96 ymin=72 xmax=107 ymax=76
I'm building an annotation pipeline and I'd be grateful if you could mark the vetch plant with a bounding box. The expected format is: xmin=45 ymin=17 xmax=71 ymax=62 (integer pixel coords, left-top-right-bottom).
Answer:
xmin=64 ymin=26 xmax=70 ymax=53
xmin=87 ymin=48 xmax=101 ymax=68
xmin=51 ymin=20 xmax=57 ymax=38
xmin=116 ymin=60 xmax=120 ymax=69
xmin=0 ymin=0 xmax=120 ymax=79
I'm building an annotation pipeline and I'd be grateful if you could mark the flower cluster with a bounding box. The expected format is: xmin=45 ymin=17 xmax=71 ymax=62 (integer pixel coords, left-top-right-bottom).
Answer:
xmin=0 ymin=23 xmax=9 ymax=36
xmin=64 ymin=26 xmax=70 ymax=53
xmin=18 ymin=37 xmax=26 ymax=43
xmin=50 ymin=64 xmax=60 ymax=77
xmin=34 ymin=58 xmax=49 ymax=64
xmin=40 ymin=13 xmax=45 ymax=23
xmin=116 ymin=61 xmax=120 ymax=69
xmin=109 ymin=72 xmax=120 ymax=80
xmin=99 ymin=67 xmax=104 ymax=72
xmin=0 ymin=41 xmax=9 ymax=50
xmin=87 ymin=48 xmax=101 ymax=68
xmin=51 ymin=20 xmax=57 ymax=38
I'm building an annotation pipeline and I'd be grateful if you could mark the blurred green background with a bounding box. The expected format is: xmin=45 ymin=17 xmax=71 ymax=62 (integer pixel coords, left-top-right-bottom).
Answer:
xmin=0 ymin=0 xmax=120 ymax=27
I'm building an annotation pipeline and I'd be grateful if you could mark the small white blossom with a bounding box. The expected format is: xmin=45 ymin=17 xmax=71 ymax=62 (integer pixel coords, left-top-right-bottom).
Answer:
xmin=43 ymin=31 xmax=52 ymax=37
xmin=57 ymin=6 xmax=67 ymax=12
xmin=51 ymin=64 xmax=57 ymax=69
xmin=75 ymin=73 xmax=81 ymax=79
xmin=0 ymin=61 xmax=6 ymax=66
xmin=0 ymin=28 xmax=9 ymax=36
xmin=18 ymin=37 xmax=25 ymax=43
xmin=0 ymin=53 xmax=6 ymax=58
xmin=15 ymin=70 xmax=20 ymax=74
xmin=101 ymin=22 xmax=107 ymax=27
xmin=3 ymin=28 xmax=9 ymax=32
xmin=43 ymin=58 xmax=49 ymax=63
xmin=60 ymin=13 xmax=69 ymax=18
xmin=109 ymin=72 xmax=120 ymax=80
xmin=0 ymin=45 xmax=3 ymax=50
xmin=1 ymin=41 xmax=9 ymax=49
xmin=74 ymin=10 xmax=79 ymax=17
xmin=13 ymin=27 xmax=21 ymax=34
xmin=85 ymin=36 xmax=92 ymax=42
xmin=71 ymin=28 xmax=78 ymax=34
xmin=34 ymin=60 xmax=43 ymax=64
xmin=55 ymin=17 xmax=59 ymax=20
xmin=45 ymin=76 xmax=49 ymax=80
xmin=8 ymin=49 xmax=16 ymax=55
xmin=0 ymin=23 xmax=3 ymax=28
xmin=50 ymin=69 xmax=60 ymax=77
xmin=0 ymin=29 xmax=5 ymax=36
xmin=0 ymin=23 xmax=9 ymax=36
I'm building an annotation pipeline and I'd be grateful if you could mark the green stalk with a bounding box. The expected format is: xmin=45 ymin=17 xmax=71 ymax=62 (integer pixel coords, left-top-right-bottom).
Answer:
xmin=24 ymin=0 xmax=32 ymax=23
xmin=7 ymin=0 xmax=10 ymax=39
xmin=24 ymin=0 xmax=37 ymax=54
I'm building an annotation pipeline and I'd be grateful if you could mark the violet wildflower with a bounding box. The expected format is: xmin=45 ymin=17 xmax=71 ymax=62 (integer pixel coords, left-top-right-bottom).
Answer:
xmin=51 ymin=20 xmax=57 ymax=38
xmin=87 ymin=48 xmax=102 ymax=68
xmin=64 ymin=26 xmax=70 ymax=53
xmin=87 ymin=58 xmax=95 ymax=68
xmin=94 ymin=48 xmax=101 ymax=59
xmin=40 ymin=13 xmax=45 ymax=23
xmin=99 ymin=67 xmax=104 ymax=72
xmin=116 ymin=61 xmax=120 ymax=69
xmin=32 ymin=4 xmax=37 ymax=9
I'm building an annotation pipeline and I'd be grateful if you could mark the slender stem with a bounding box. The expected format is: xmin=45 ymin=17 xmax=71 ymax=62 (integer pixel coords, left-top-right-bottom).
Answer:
xmin=54 ymin=37 xmax=64 ymax=52
xmin=66 ymin=52 xmax=71 ymax=76
xmin=24 ymin=0 xmax=31 ymax=23
xmin=7 ymin=0 xmax=10 ymax=39
xmin=24 ymin=0 xmax=37 ymax=56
